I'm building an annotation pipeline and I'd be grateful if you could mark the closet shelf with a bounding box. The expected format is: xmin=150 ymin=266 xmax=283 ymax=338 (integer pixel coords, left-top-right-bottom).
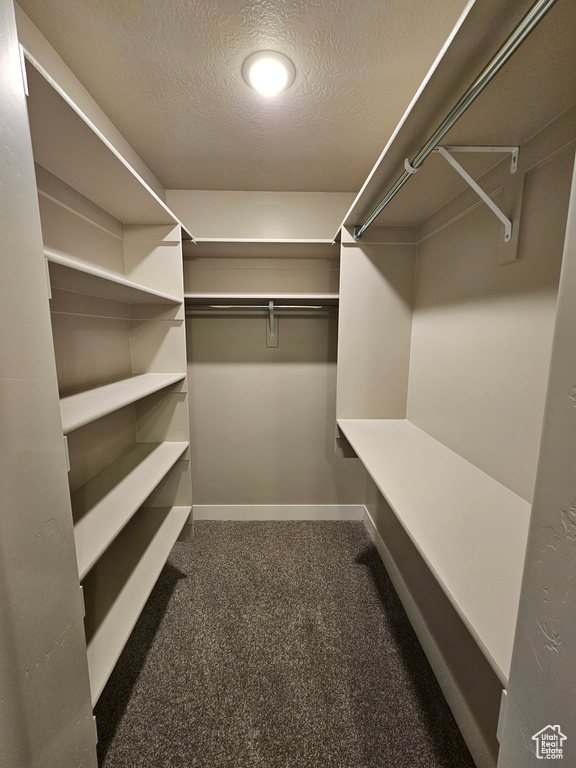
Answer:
xmin=185 ymin=239 xmax=337 ymax=259
xmin=24 ymin=60 xmax=192 ymax=235
xmin=83 ymin=504 xmax=191 ymax=704
xmin=184 ymin=292 xmax=339 ymax=305
xmin=337 ymin=418 xmax=531 ymax=684
xmin=46 ymin=252 xmax=182 ymax=305
xmin=73 ymin=441 xmax=189 ymax=580
xmin=338 ymin=0 xmax=576 ymax=235
xmin=60 ymin=373 xmax=186 ymax=434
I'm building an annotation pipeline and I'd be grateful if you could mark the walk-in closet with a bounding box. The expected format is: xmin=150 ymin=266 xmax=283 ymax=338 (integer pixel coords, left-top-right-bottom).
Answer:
xmin=1 ymin=0 xmax=575 ymax=767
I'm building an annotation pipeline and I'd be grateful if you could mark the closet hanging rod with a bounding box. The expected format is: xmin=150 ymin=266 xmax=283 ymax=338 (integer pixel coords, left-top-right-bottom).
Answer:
xmin=353 ymin=0 xmax=559 ymax=241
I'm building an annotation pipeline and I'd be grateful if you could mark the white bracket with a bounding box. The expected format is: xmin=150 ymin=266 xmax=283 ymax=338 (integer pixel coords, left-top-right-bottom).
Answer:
xmin=266 ymin=300 xmax=278 ymax=348
xmin=440 ymin=145 xmax=518 ymax=174
xmin=269 ymin=301 xmax=275 ymax=340
xmin=434 ymin=145 xmax=519 ymax=242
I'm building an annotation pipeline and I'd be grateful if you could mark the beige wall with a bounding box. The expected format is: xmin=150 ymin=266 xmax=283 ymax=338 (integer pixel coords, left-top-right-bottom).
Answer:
xmin=336 ymin=240 xmax=416 ymax=419
xmin=184 ymin=254 xmax=340 ymax=295
xmin=167 ymin=190 xmax=355 ymax=240
xmin=407 ymin=144 xmax=575 ymax=502
xmin=187 ymin=311 xmax=366 ymax=505
xmin=185 ymin=252 xmax=367 ymax=507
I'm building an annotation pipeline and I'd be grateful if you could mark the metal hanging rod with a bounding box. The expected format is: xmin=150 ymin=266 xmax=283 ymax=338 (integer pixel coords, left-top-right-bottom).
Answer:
xmin=353 ymin=0 xmax=559 ymax=241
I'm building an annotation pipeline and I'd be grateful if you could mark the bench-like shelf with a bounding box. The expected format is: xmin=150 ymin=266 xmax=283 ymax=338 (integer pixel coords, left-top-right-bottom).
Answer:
xmin=337 ymin=418 xmax=531 ymax=683
xmin=83 ymin=504 xmax=191 ymax=704
xmin=73 ymin=441 xmax=189 ymax=579
xmin=60 ymin=373 xmax=186 ymax=434
xmin=46 ymin=252 xmax=181 ymax=305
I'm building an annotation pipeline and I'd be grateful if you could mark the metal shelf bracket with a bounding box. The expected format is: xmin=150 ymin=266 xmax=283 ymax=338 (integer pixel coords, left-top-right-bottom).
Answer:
xmin=434 ymin=146 xmax=519 ymax=242
xmin=269 ymin=300 xmax=276 ymax=340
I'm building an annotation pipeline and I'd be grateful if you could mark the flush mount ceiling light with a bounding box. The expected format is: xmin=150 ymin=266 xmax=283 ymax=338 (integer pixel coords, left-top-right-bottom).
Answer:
xmin=242 ymin=51 xmax=295 ymax=96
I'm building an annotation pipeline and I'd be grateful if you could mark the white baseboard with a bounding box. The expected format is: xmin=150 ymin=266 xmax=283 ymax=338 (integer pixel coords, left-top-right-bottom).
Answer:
xmin=193 ymin=505 xmax=364 ymax=521
xmin=362 ymin=506 xmax=496 ymax=768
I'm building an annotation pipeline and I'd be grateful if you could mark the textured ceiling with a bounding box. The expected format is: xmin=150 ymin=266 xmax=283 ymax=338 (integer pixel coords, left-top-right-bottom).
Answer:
xmin=18 ymin=0 xmax=469 ymax=192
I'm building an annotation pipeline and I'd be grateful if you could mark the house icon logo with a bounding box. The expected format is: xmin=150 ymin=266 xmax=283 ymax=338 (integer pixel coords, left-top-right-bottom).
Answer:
xmin=532 ymin=725 xmax=567 ymax=759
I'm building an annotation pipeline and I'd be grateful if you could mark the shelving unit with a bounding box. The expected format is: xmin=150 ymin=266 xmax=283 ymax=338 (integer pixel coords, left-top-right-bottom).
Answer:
xmin=83 ymin=504 xmax=192 ymax=704
xmin=18 ymin=26 xmax=195 ymax=722
xmin=337 ymin=419 xmax=530 ymax=683
xmin=60 ymin=373 xmax=186 ymax=434
xmin=335 ymin=2 xmax=576 ymax=766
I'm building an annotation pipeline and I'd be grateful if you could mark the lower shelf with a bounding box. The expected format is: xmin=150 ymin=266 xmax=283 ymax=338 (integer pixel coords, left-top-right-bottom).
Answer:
xmin=73 ymin=441 xmax=189 ymax=580
xmin=60 ymin=373 xmax=186 ymax=434
xmin=337 ymin=418 xmax=531 ymax=684
xmin=82 ymin=504 xmax=191 ymax=705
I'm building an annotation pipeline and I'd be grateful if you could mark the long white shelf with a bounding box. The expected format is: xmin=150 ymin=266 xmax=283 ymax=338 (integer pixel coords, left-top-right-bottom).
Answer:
xmin=24 ymin=59 xmax=192 ymax=234
xmin=186 ymin=240 xmax=337 ymax=259
xmin=337 ymin=418 xmax=531 ymax=683
xmin=72 ymin=441 xmax=189 ymax=580
xmin=83 ymin=504 xmax=190 ymax=704
xmin=46 ymin=251 xmax=181 ymax=305
xmin=60 ymin=373 xmax=186 ymax=434
xmin=184 ymin=292 xmax=339 ymax=305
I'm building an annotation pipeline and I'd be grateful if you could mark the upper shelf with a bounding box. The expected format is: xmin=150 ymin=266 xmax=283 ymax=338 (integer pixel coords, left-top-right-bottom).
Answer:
xmin=337 ymin=418 xmax=531 ymax=684
xmin=24 ymin=59 xmax=192 ymax=234
xmin=184 ymin=293 xmax=339 ymax=305
xmin=339 ymin=0 xmax=576 ymax=235
xmin=60 ymin=373 xmax=186 ymax=434
xmin=46 ymin=251 xmax=181 ymax=305
xmin=185 ymin=239 xmax=338 ymax=259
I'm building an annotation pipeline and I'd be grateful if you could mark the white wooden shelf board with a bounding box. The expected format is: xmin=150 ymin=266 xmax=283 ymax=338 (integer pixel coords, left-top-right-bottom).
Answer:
xmin=185 ymin=240 xmax=337 ymax=258
xmin=337 ymin=418 xmax=531 ymax=683
xmin=83 ymin=504 xmax=191 ymax=704
xmin=25 ymin=60 xmax=192 ymax=232
xmin=73 ymin=441 xmax=189 ymax=579
xmin=194 ymin=238 xmax=334 ymax=243
xmin=60 ymin=373 xmax=186 ymax=434
xmin=46 ymin=252 xmax=181 ymax=305
xmin=185 ymin=293 xmax=338 ymax=304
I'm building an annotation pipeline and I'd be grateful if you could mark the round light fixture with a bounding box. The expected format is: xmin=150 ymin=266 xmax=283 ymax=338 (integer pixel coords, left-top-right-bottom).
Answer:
xmin=242 ymin=51 xmax=295 ymax=96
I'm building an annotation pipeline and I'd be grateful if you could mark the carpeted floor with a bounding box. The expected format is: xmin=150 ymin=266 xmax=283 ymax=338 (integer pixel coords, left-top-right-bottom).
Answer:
xmin=95 ymin=521 xmax=475 ymax=768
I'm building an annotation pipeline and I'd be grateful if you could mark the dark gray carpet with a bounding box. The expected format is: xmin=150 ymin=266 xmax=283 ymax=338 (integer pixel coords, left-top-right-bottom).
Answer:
xmin=95 ymin=521 xmax=475 ymax=768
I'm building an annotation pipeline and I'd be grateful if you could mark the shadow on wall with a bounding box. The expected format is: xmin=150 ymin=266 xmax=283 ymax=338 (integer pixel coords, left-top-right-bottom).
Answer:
xmin=185 ymin=309 xmax=339 ymax=365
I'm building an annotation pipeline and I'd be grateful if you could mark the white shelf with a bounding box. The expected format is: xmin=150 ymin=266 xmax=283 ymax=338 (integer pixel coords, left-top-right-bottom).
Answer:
xmin=185 ymin=292 xmax=339 ymax=305
xmin=72 ymin=441 xmax=189 ymax=579
xmin=25 ymin=60 xmax=192 ymax=233
xmin=46 ymin=252 xmax=181 ymax=305
xmin=337 ymin=418 xmax=531 ymax=683
xmin=339 ymin=0 xmax=576 ymax=234
xmin=83 ymin=504 xmax=190 ymax=704
xmin=185 ymin=239 xmax=337 ymax=259
xmin=60 ymin=373 xmax=186 ymax=434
